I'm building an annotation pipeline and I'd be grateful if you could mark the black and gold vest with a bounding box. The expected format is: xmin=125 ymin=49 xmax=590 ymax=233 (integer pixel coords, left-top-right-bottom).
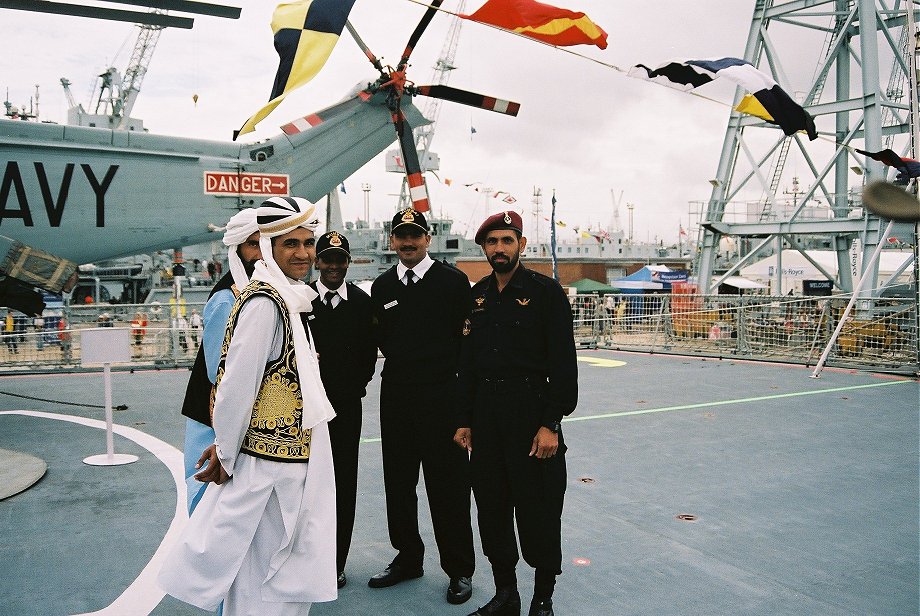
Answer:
xmin=214 ymin=280 xmax=311 ymax=463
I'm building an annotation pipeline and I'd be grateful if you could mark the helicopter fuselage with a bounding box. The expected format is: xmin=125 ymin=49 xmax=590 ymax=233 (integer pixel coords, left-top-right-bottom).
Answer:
xmin=0 ymin=89 xmax=423 ymax=265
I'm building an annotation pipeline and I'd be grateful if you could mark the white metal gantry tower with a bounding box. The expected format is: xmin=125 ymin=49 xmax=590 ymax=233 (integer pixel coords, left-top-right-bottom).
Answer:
xmin=695 ymin=0 xmax=919 ymax=298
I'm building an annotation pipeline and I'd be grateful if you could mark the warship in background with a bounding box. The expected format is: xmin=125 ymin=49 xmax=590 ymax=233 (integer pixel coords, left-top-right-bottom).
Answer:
xmin=333 ymin=186 xmax=691 ymax=286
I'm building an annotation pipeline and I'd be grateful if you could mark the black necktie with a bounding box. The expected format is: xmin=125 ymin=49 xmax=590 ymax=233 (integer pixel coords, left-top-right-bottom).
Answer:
xmin=324 ymin=290 xmax=337 ymax=308
xmin=406 ymin=270 xmax=416 ymax=285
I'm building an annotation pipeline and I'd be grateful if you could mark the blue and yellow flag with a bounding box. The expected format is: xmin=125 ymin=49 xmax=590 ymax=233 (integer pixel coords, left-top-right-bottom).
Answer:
xmin=235 ymin=0 xmax=357 ymax=139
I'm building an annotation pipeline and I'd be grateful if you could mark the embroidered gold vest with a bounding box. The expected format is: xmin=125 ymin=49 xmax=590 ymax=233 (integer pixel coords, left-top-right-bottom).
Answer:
xmin=214 ymin=280 xmax=311 ymax=462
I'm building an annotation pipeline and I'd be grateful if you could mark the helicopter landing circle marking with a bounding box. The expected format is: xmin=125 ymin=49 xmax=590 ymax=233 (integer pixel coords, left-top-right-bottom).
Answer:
xmin=0 ymin=410 xmax=186 ymax=616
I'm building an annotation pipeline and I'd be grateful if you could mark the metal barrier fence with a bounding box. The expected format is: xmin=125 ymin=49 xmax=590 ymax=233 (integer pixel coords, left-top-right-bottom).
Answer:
xmin=0 ymin=296 xmax=917 ymax=374
xmin=575 ymin=294 xmax=918 ymax=374
xmin=0 ymin=302 xmax=208 ymax=371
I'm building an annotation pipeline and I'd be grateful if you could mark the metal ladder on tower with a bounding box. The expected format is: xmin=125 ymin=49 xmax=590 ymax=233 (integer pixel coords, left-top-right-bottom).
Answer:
xmin=758 ymin=2 xmax=849 ymax=221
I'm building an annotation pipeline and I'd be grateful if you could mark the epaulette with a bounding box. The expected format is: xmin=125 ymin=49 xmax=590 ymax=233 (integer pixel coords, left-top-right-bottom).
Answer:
xmin=372 ymin=265 xmax=399 ymax=287
xmin=471 ymin=274 xmax=491 ymax=289
xmin=526 ymin=268 xmax=564 ymax=290
xmin=438 ymin=259 xmax=466 ymax=276
xmin=437 ymin=259 xmax=473 ymax=285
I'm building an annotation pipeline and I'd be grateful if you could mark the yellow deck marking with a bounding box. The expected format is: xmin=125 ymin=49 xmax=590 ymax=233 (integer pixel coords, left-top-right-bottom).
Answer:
xmin=577 ymin=356 xmax=627 ymax=368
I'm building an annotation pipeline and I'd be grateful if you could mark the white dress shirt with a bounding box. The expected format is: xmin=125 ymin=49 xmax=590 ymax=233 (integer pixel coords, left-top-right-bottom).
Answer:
xmin=396 ymin=253 xmax=434 ymax=285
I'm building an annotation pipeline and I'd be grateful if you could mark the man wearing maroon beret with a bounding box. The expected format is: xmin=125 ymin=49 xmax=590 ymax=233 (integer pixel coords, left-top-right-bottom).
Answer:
xmin=455 ymin=211 xmax=578 ymax=616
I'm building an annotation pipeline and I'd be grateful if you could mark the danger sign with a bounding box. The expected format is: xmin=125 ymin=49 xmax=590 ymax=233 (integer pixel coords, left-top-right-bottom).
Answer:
xmin=204 ymin=172 xmax=289 ymax=196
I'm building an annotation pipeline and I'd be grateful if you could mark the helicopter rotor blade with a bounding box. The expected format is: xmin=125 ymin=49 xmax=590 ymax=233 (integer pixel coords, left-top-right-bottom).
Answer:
xmin=397 ymin=0 xmax=444 ymax=71
xmin=344 ymin=20 xmax=386 ymax=74
xmin=393 ymin=110 xmax=430 ymax=212
xmin=414 ymin=85 xmax=520 ymax=116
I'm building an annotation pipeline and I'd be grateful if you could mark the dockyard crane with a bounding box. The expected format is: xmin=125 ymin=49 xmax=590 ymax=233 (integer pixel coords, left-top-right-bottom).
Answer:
xmin=97 ymin=16 xmax=164 ymax=128
xmin=60 ymin=13 xmax=163 ymax=130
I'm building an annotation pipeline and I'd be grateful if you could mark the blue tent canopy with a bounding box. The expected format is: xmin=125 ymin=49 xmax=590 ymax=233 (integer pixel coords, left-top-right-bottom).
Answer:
xmin=612 ymin=266 xmax=688 ymax=293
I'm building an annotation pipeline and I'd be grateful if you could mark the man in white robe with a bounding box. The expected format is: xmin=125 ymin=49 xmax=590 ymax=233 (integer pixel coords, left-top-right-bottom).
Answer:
xmin=159 ymin=196 xmax=337 ymax=616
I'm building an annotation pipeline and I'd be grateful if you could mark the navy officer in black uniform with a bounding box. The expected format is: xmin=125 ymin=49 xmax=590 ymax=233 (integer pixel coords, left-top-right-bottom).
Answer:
xmin=306 ymin=231 xmax=377 ymax=589
xmin=368 ymin=207 xmax=476 ymax=605
xmin=454 ymin=211 xmax=577 ymax=616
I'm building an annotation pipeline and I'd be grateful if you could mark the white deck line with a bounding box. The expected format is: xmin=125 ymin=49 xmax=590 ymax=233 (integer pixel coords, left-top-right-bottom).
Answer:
xmin=0 ymin=410 xmax=187 ymax=616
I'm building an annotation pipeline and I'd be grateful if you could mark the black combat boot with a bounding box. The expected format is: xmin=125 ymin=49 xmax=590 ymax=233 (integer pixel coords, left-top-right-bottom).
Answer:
xmin=528 ymin=597 xmax=554 ymax=616
xmin=467 ymin=586 xmax=521 ymax=616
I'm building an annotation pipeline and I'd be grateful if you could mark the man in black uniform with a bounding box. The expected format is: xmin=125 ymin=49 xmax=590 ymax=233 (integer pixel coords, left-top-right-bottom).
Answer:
xmin=454 ymin=211 xmax=578 ymax=616
xmin=306 ymin=231 xmax=377 ymax=590
xmin=368 ymin=207 xmax=476 ymax=606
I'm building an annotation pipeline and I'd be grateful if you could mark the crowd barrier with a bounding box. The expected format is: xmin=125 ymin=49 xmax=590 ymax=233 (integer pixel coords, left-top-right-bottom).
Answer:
xmin=0 ymin=295 xmax=917 ymax=375
xmin=575 ymin=293 xmax=918 ymax=374
xmin=0 ymin=302 xmax=208 ymax=372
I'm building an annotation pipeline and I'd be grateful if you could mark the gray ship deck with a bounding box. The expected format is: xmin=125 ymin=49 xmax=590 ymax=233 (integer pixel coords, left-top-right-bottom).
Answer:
xmin=0 ymin=350 xmax=917 ymax=616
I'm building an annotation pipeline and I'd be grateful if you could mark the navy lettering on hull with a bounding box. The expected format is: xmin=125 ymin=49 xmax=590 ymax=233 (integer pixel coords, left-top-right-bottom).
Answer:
xmin=0 ymin=162 xmax=119 ymax=227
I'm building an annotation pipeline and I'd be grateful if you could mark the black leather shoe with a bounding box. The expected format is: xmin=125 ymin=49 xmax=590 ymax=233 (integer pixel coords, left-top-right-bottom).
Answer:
xmin=367 ymin=563 xmax=424 ymax=588
xmin=468 ymin=587 xmax=521 ymax=616
xmin=337 ymin=571 xmax=346 ymax=589
xmin=447 ymin=576 xmax=472 ymax=604
xmin=528 ymin=598 xmax=554 ymax=616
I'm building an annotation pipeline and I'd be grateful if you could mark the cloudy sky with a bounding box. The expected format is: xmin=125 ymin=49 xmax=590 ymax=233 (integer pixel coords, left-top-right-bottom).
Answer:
xmin=2 ymin=1 xmax=824 ymax=244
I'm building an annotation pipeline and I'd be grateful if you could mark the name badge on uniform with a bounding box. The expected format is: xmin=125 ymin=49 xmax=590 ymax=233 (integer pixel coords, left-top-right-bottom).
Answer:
xmin=306 ymin=314 xmax=316 ymax=321
xmin=384 ymin=299 xmax=399 ymax=310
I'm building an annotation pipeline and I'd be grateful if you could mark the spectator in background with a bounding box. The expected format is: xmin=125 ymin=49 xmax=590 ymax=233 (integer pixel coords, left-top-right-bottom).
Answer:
xmin=189 ymin=309 xmax=203 ymax=347
xmin=5 ymin=311 xmax=17 ymax=354
xmin=131 ymin=312 xmax=147 ymax=346
xmin=176 ymin=314 xmax=189 ymax=353
xmin=33 ymin=315 xmax=45 ymax=350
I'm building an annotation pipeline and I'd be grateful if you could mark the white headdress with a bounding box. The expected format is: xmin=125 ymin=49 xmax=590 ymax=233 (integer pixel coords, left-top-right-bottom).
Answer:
xmin=221 ymin=208 xmax=259 ymax=290
xmin=252 ymin=196 xmax=334 ymax=428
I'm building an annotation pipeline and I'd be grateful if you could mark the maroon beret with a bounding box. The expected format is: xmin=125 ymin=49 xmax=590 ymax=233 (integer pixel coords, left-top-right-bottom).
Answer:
xmin=474 ymin=211 xmax=524 ymax=245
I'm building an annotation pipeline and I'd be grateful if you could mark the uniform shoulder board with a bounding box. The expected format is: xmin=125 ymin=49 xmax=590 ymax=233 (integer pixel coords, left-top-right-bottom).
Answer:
xmin=526 ymin=269 xmax=566 ymax=293
xmin=472 ymin=275 xmax=490 ymax=290
xmin=439 ymin=259 xmax=466 ymax=276
xmin=526 ymin=269 xmax=554 ymax=285
xmin=438 ymin=260 xmax=471 ymax=284
xmin=348 ymin=281 xmax=371 ymax=300
xmin=373 ymin=265 xmax=399 ymax=287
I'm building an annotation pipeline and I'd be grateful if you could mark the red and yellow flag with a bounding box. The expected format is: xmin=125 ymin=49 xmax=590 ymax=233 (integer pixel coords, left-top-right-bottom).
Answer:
xmin=462 ymin=0 xmax=607 ymax=49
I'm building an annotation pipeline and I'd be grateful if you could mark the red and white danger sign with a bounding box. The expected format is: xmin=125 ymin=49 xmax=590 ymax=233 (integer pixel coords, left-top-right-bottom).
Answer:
xmin=204 ymin=172 xmax=289 ymax=196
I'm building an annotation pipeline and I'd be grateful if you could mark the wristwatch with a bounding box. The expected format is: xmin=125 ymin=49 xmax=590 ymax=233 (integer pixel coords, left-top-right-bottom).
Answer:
xmin=542 ymin=421 xmax=561 ymax=434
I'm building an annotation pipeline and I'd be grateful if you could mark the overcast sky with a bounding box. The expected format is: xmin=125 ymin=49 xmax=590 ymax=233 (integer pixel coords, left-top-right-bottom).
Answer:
xmin=2 ymin=1 xmax=821 ymax=244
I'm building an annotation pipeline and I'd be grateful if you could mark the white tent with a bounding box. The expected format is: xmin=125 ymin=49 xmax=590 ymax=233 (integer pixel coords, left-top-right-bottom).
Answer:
xmin=721 ymin=276 xmax=768 ymax=289
xmin=739 ymin=249 xmax=914 ymax=294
